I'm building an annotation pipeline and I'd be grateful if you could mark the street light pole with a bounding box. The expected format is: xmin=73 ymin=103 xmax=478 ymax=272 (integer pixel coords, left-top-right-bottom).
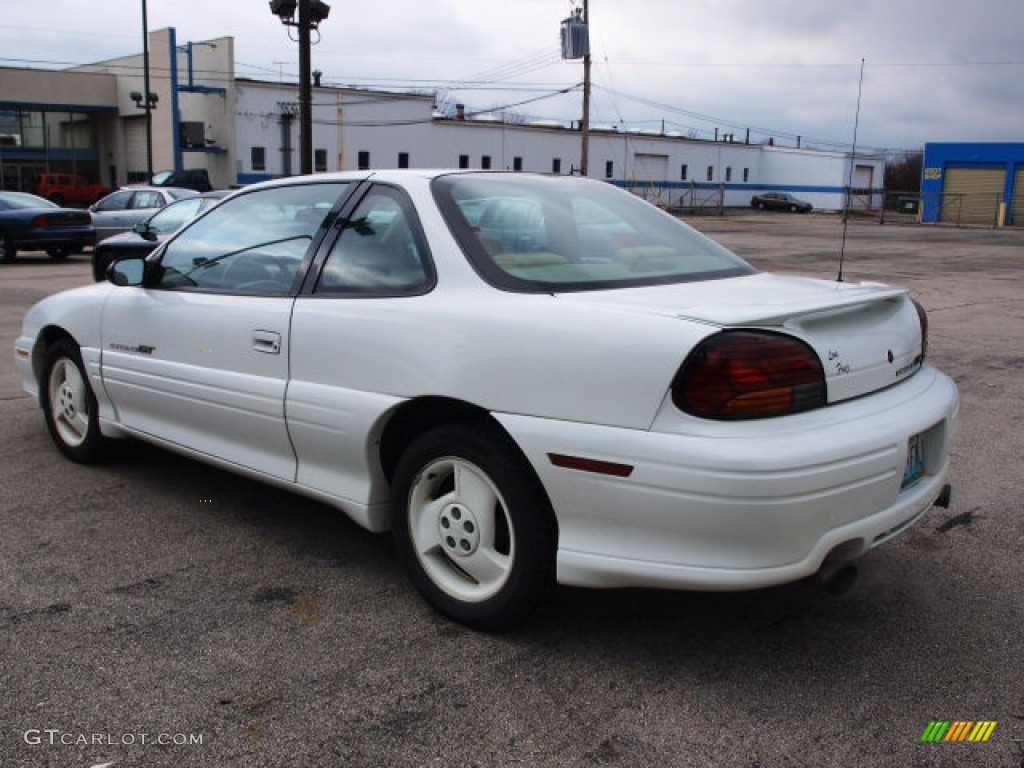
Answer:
xmin=297 ymin=0 xmax=313 ymax=175
xmin=270 ymin=0 xmax=329 ymax=176
xmin=142 ymin=0 xmax=153 ymax=179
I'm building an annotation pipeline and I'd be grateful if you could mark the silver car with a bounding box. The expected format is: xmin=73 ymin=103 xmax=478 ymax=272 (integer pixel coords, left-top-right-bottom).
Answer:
xmin=89 ymin=186 xmax=196 ymax=242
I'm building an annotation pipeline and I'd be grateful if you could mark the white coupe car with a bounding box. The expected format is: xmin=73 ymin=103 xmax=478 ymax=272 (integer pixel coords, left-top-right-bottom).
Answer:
xmin=15 ymin=171 xmax=958 ymax=628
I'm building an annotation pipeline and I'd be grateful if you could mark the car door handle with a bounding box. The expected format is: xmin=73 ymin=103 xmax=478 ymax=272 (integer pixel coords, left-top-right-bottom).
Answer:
xmin=252 ymin=330 xmax=282 ymax=355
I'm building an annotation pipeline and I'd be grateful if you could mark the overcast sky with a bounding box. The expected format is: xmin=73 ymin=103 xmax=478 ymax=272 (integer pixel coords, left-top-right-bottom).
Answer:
xmin=3 ymin=0 xmax=1022 ymax=154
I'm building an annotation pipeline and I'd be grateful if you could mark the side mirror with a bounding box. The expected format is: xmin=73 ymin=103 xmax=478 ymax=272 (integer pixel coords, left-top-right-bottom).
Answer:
xmin=133 ymin=221 xmax=158 ymax=241
xmin=108 ymin=257 xmax=146 ymax=287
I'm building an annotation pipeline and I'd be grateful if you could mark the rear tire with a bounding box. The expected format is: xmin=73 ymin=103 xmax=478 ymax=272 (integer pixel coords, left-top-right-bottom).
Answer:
xmin=391 ymin=421 xmax=556 ymax=629
xmin=41 ymin=339 xmax=109 ymax=463
xmin=0 ymin=234 xmax=14 ymax=262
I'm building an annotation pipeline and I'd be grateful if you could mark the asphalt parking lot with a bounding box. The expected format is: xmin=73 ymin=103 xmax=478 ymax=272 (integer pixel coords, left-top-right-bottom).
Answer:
xmin=2 ymin=213 xmax=1022 ymax=768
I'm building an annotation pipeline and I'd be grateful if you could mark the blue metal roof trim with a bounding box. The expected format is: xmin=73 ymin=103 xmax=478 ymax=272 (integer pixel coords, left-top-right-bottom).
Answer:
xmin=0 ymin=101 xmax=119 ymax=112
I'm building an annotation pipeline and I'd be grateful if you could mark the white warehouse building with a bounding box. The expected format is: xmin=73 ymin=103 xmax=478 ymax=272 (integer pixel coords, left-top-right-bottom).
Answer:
xmin=1 ymin=28 xmax=882 ymax=211
xmin=237 ymin=77 xmax=882 ymax=212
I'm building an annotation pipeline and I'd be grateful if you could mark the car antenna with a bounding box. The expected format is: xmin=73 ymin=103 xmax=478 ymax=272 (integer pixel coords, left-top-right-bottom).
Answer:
xmin=837 ymin=58 xmax=866 ymax=283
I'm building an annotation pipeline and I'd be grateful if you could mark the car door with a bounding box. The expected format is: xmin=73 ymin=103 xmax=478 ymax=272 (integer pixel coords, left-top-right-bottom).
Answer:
xmin=91 ymin=190 xmax=135 ymax=240
xmin=100 ymin=181 xmax=351 ymax=480
xmin=122 ymin=189 xmax=168 ymax=231
xmin=287 ymin=183 xmax=436 ymax=516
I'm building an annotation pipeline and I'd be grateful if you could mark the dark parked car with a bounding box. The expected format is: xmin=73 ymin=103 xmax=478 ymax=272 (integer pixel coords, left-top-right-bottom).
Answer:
xmin=750 ymin=192 xmax=813 ymax=213
xmin=151 ymin=168 xmax=212 ymax=192
xmin=0 ymin=191 xmax=95 ymax=261
xmin=91 ymin=190 xmax=229 ymax=280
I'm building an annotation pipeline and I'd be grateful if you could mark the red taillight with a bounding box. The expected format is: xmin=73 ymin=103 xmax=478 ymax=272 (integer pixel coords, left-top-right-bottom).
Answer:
xmin=672 ymin=331 xmax=826 ymax=420
xmin=911 ymin=298 xmax=928 ymax=361
xmin=32 ymin=214 xmax=52 ymax=227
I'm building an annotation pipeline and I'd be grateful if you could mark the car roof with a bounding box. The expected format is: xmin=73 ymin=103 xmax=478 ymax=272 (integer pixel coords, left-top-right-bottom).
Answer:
xmin=234 ymin=169 xmax=618 ymax=195
xmin=120 ymin=185 xmax=199 ymax=194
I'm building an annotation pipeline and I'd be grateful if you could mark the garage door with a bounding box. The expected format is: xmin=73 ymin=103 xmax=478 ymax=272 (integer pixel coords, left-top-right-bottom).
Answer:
xmin=630 ymin=153 xmax=669 ymax=205
xmin=940 ymin=167 xmax=1005 ymax=225
xmin=1010 ymin=167 xmax=1024 ymax=227
xmin=850 ymin=164 xmax=875 ymax=210
xmin=123 ymin=117 xmax=148 ymax=182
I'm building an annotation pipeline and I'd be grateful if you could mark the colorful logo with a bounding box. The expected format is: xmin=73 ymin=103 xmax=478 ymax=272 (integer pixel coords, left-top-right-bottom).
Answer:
xmin=921 ymin=721 xmax=997 ymax=742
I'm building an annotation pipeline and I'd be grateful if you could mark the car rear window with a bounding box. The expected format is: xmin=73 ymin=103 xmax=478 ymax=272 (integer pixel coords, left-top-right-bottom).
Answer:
xmin=433 ymin=173 xmax=754 ymax=292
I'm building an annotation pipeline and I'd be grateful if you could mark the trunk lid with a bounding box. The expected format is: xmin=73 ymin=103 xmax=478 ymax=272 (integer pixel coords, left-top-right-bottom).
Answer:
xmin=557 ymin=273 xmax=925 ymax=403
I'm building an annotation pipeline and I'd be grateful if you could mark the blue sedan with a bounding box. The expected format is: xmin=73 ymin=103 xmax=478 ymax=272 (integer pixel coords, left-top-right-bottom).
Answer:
xmin=0 ymin=191 xmax=95 ymax=262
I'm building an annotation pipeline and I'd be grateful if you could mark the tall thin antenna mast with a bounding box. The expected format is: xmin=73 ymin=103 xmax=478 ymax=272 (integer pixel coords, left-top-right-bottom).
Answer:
xmin=837 ymin=58 xmax=866 ymax=283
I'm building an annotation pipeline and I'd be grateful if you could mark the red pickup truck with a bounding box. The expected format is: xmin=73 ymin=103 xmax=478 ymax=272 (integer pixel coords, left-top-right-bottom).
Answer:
xmin=33 ymin=173 xmax=111 ymax=206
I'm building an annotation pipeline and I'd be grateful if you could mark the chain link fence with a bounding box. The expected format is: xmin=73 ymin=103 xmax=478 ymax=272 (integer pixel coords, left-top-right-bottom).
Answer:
xmin=621 ymin=181 xmax=725 ymax=214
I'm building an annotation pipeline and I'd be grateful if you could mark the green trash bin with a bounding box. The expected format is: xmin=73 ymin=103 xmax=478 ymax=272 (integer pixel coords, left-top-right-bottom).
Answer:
xmin=899 ymin=197 xmax=920 ymax=215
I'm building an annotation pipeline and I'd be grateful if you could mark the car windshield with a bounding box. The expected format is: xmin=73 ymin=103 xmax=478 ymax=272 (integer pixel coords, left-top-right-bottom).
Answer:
xmin=0 ymin=192 xmax=58 ymax=210
xmin=147 ymin=197 xmax=205 ymax=233
xmin=433 ymin=173 xmax=754 ymax=292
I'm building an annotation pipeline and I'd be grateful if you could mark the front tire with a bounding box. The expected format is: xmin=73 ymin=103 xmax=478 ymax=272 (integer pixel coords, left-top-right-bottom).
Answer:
xmin=92 ymin=249 xmax=113 ymax=281
xmin=391 ymin=421 xmax=556 ymax=629
xmin=41 ymin=339 xmax=108 ymax=463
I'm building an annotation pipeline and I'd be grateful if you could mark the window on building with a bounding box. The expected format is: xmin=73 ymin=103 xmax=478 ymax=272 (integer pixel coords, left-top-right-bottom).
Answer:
xmin=680 ymin=164 xmax=688 ymax=181
xmin=459 ymin=154 xmax=470 ymax=169
xmin=314 ymin=148 xmax=328 ymax=173
xmin=513 ymin=156 xmax=523 ymax=172
xmin=605 ymin=160 xmax=614 ymax=179
xmin=357 ymin=151 xmax=370 ymax=170
xmin=552 ymin=158 xmax=562 ymax=174
xmin=707 ymin=165 xmax=714 ymax=182
xmin=743 ymin=168 xmax=750 ymax=183
xmin=481 ymin=155 xmax=492 ymax=170
xmin=725 ymin=166 xmax=733 ymax=182
xmin=398 ymin=152 xmax=410 ymax=169
xmin=251 ymin=146 xmax=266 ymax=172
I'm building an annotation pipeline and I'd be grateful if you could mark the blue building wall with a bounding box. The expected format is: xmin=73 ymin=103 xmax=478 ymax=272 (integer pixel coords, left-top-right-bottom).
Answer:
xmin=921 ymin=142 xmax=1024 ymax=224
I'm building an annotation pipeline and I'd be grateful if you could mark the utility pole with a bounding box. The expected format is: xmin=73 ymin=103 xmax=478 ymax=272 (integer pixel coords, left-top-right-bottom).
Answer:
xmin=580 ymin=0 xmax=591 ymax=177
xmin=561 ymin=2 xmax=591 ymax=176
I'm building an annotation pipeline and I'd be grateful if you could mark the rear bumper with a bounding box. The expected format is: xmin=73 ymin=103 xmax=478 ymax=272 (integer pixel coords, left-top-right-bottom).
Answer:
xmin=15 ymin=230 xmax=95 ymax=250
xmin=497 ymin=366 xmax=959 ymax=591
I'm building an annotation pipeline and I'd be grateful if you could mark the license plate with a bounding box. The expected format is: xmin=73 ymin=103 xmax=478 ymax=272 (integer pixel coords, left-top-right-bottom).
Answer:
xmin=901 ymin=433 xmax=925 ymax=490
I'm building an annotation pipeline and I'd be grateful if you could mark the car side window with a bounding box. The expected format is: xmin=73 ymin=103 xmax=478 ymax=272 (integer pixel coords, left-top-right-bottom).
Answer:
xmin=316 ymin=186 xmax=431 ymax=295
xmin=156 ymin=183 xmax=347 ymax=294
xmin=95 ymin=190 xmax=132 ymax=212
xmin=131 ymin=190 xmax=163 ymax=209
